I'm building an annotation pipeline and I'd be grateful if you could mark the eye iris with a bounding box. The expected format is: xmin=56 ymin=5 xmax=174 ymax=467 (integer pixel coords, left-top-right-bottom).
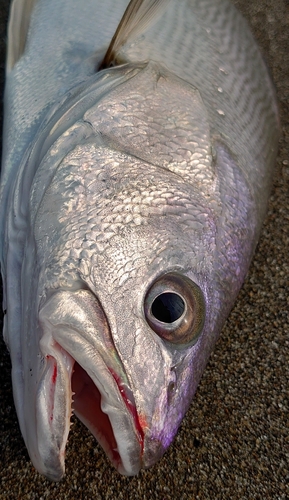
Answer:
xmin=144 ymin=272 xmax=205 ymax=346
xmin=151 ymin=293 xmax=185 ymax=323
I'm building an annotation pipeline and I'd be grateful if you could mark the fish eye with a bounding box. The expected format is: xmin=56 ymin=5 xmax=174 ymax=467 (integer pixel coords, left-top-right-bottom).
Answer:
xmin=144 ymin=273 xmax=205 ymax=345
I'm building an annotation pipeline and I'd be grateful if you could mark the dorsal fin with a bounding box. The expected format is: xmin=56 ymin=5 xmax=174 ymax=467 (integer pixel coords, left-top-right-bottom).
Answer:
xmin=99 ymin=0 xmax=172 ymax=70
xmin=6 ymin=0 xmax=38 ymax=73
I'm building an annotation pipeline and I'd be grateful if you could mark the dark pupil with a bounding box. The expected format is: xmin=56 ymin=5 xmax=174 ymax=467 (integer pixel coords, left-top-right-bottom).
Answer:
xmin=151 ymin=293 xmax=185 ymax=323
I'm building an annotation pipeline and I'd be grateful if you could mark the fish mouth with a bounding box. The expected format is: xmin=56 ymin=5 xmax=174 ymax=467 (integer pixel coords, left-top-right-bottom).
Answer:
xmin=37 ymin=289 xmax=143 ymax=480
xmin=71 ymin=360 xmax=144 ymax=473
xmin=72 ymin=361 xmax=122 ymax=468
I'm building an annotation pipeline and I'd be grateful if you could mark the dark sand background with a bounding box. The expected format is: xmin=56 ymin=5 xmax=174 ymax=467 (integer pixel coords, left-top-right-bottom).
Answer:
xmin=0 ymin=1 xmax=288 ymax=498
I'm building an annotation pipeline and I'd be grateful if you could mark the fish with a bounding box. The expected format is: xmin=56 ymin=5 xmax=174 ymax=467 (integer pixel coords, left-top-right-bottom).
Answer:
xmin=0 ymin=0 xmax=279 ymax=482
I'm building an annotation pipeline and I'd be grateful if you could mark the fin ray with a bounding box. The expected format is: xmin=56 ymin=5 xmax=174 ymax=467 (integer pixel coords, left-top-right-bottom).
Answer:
xmin=99 ymin=0 xmax=172 ymax=69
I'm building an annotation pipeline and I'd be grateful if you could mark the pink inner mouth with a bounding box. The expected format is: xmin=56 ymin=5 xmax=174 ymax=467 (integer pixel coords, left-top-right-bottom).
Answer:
xmin=71 ymin=362 xmax=121 ymax=465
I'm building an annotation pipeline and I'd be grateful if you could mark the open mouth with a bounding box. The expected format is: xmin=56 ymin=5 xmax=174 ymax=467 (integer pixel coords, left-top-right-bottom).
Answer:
xmin=72 ymin=361 xmax=122 ymax=468
xmin=71 ymin=360 xmax=144 ymax=473
xmin=37 ymin=289 xmax=144 ymax=480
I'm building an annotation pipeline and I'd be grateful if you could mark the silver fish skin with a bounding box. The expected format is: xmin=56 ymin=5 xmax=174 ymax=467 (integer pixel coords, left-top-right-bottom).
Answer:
xmin=0 ymin=0 xmax=279 ymax=481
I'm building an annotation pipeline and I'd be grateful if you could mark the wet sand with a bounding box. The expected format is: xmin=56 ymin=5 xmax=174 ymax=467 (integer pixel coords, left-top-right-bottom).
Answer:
xmin=0 ymin=1 xmax=288 ymax=498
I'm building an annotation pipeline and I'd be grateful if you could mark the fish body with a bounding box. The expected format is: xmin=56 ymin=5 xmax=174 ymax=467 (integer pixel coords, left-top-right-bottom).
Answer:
xmin=0 ymin=0 xmax=279 ymax=481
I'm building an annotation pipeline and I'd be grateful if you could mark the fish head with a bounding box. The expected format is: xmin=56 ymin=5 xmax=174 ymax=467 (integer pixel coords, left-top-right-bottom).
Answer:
xmin=14 ymin=62 xmax=255 ymax=479
xmin=36 ymin=143 xmax=217 ymax=477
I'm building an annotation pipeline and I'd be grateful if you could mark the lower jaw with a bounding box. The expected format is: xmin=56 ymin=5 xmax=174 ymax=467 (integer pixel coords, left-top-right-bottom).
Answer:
xmin=72 ymin=361 xmax=123 ymax=469
xmin=71 ymin=361 xmax=141 ymax=474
